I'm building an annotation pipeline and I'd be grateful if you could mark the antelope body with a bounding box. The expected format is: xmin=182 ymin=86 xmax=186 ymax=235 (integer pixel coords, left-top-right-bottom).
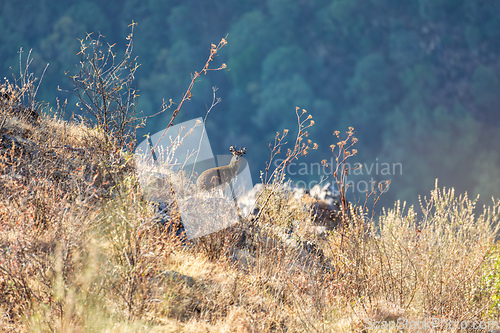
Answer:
xmin=197 ymin=146 xmax=246 ymax=191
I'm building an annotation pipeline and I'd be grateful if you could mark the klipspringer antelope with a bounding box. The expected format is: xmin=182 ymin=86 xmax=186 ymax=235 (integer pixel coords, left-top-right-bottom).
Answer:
xmin=196 ymin=146 xmax=246 ymax=192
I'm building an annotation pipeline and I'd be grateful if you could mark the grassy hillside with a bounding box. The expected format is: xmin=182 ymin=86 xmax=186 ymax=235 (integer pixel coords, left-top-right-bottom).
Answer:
xmin=1 ymin=49 xmax=500 ymax=333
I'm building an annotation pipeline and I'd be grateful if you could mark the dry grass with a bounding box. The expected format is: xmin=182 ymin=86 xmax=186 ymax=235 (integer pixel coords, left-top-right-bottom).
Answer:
xmin=2 ymin=101 xmax=499 ymax=332
xmin=1 ymin=51 xmax=500 ymax=333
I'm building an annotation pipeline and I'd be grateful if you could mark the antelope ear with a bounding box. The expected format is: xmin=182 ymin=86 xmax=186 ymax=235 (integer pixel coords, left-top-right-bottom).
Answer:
xmin=241 ymin=147 xmax=247 ymax=154
xmin=229 ymin=145 xmax=235 ymax=152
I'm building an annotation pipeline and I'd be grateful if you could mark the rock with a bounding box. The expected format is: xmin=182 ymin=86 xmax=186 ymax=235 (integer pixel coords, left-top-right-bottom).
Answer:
xmin=163 ymin=270 xmax=195 ymax=287
xmin=237 ymin=183 xmax=263 ymax=217
xmin=236 ymin=221 xmax=331 ymax=272
xmin=1 ymin=134 xmax=26 ymax=151
xmin=289 ymin=192 xmax=341 ymax=230
xmin=229 ymin=248 xmax=254 ymax=270
xmin=238 ymin=182 xmax=346 ymax=230
xmin=312 ymin=226 xmax=328 ymax=237
xmin=309 ymin=182 xmax=341 ymax=208
xmin=150 ymin=200 xmax=188 ymax=245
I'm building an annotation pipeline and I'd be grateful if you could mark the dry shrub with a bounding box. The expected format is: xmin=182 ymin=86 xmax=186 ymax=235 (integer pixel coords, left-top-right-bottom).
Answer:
xmin=319 ymin=181 xmax=500 ymax=329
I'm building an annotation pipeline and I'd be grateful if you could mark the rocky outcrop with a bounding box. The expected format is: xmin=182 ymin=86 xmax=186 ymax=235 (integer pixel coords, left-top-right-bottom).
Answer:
xmin=238 ymin=182 xmax=345 ymax=231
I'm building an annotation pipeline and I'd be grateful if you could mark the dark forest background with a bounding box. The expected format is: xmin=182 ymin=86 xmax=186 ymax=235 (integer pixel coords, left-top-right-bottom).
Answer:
xmin=2 ymin=0 xmax=500 ymax=210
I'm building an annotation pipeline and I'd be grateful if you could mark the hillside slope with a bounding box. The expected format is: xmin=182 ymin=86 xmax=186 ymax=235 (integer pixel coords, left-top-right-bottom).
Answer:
xmin=1 ymin=83 xmax=500 ymax=332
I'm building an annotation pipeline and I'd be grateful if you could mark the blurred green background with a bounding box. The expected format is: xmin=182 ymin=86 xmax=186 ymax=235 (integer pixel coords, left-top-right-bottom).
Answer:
xmin=2 ymin=0 xmax=500 ymax=210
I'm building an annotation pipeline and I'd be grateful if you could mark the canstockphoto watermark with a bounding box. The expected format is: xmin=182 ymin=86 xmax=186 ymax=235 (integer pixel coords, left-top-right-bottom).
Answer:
xmin=365 ymin=317 xmax=500 ymax=331
xmin=135 ymin=117 xmax=253 ymax=239
xmin=274 ymin=157 xmax=402 ymax=193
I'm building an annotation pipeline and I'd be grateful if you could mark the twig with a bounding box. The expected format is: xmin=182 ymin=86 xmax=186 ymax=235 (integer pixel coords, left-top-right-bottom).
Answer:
xmin=149 ymin=37 xmax=228 ymax=159
xmin=191 ymin=86 xmax=221 ymax=177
